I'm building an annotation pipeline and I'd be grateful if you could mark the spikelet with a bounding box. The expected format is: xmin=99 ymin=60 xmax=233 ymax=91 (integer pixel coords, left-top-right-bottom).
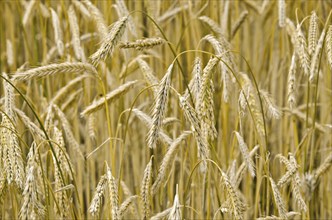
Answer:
xmin=202 ymin=34 xmax=235 ymax=70
xmin=6 ymin=39 xmax=13 ymax=67
xmin=289 ymin=155 xmax=307 ymax=212
xmin=14 ymin=108 xmax=46 ymax=140
xmin=276 ymin=154 xmax=294 ymax=170
xmin=44 ymin=104 xmax=54 ymax=135
xmin=157 ymin=4 xmax=189 ymax=23
xmin=216 ymin=199 xmax=231 ymax=216
xmin=289 ymin=158 xmax=302 ymax=189
xmin=238 ymin=89 xmax=248 ymax=117
xmin=90 ymin=16 xmax=128 ymax=65
xmin=0 ymin=114 xmax=25 ymax=190
xmin=197 ymin=56 xmax=219 ymax=136
xmin=50 ymin=8 xmax=64 ymax=56
xmin=260 ymin=0 xmax=270 ymax=14
xmin=198 ymin=16 xmax=222 ymax=36
xmin=72 ymin=0 xmax=91 ymax=20
xmin=162 ymin=116 xmax=180 ymax=125
xmin=53 ymin=126 xmax=73 ymax=179
xmin=115 ymin=0 xmax=137 ymax=37
xmin=53 ymin=127 xmax=71 ymax=218
xmin=234 ymin=132 xmax=256 ymax=177
xmin=19 ymin=166 xmax=45 ymax=219
xmin=314 ymin=153 xmax=332 ymax=180
xmin=38 ymin=2 xmax=50 ymax=18
xmin=285 ymin=19 xmax=310 ymax=75
xmin=87 ymin=114 xmax=97 ymax=141
xmin=119 ymin=55 xmax=146 ymax=79
xmin=22 ymin=0 xmax=36 ymax=27
xmin=2 ymin=73 xmax=24 ymax=189
xmin=3 ymin=73 xmax=14 ymax=118
xmin=260 ymin=90 xmax=282 ymax=120
xmin=0 ymin=121 xmax=7 ymax=184
xmin=132 ymin=109 xmax=173 ymax=145
xmin=137 ymin=58 xmax=159 ymax=95
xmin=221 ymin=1 xmax=229 ymax=36
xmin=53 ymin=105 xmax=84 ymax=159
xmin=119 ymin=37 xmax=165 ymax=50
xmin=178 ymin=95 xmax=209 ymax=172
xmin=183 ymin=76 xmax=196 ymax=102
xmin=26 ymin=142 xmax=40 ymax=167
xmin=239 ymin=73 xmax=265 ymax=137
xmin=326 ymin=25 xmax=332 ymax=69
xmin=285 ymin=108 xmax=328 ymax=133
xmin=68 ymin=5 xmax=82 ymax=60
xmin=235 ymin=145 xmax=259 ymax=187
xmin=228 ymin=160 xmax=237 ymax=186
xmin=141 ymin=157 xmax=153 ymax=220
xmin=81 ymin=80 xmax=137 ymax=117
xmin=61 ymin=89 xmax=83 ymax=111
xmin=287 ymin=53 xmax=297 ymax=109
xmin=144 ymin=0 xmax=161 ymax=18
xmin=257 ymin=212 xmax=300 ymax=220
xmin=304 ymin=154 xmax=332 ymax=198
xmin=192 ymin=57 xmax=202 ymax=101
xmin=151 ymin=131 xmax=191 ymax=195
xmin=221 ymin=172 xmax=246 ymax=219
xmin=183 ymin=57 xmax=202 ymax=105
xmin=119 ymin=195 xmax=138 ymax=218
xmin=269 ymin=177 xmax=287 ymax=219
xmin=13 ymin=62 xmax=97 ymax=81
xmin=168 ymin=189 xmax=181 ymax=220
xmin=308 ymin=11 xmax=318 ymax=56
xmin=278 ymin=0 xmax=286 ymax=27
xmin=0 ymin=171 xmax=5 ymax=203
xmin=285 ymin=18 xmax=296 ymax=38
xmin=295 ymin=24 xmax=310 ymax=75
xmin=43 ymin=32 xmax=97 ymax=64
xmin=231 ymin=11 xmax=249 ymax=39
xmin=309 ymin=29 xmax=326 ymax=83
xmin=19 ymin=143 xmax=45 ymax=220
xmin=275 ymin=154 xmax=307 ymax=211
xmin=222 ymin=64 xmax=233 ymax=103
xmin=0 ymin=116 xmax=11 ymax=181
xmin=83 ymin=0 xmax=108 ymax=38
xmin=147 ymin=63 xmax=173 ymax=149
xmin=241 ymin=0 xmax=260 ymax=14
xmin=150 ymin=208 xmax=172 ymax=220
xmin=106 ymin=165 xmax=120 ymax=220
xmin=276 ymin=154 xmax=297 ymax=186
xmin=202 ymin=34 xmax=236 ymax=101
xmin=292 ymin=175 xmax=307 ymax=212
xmin=120 ymin=180 xmax=133 ymax=197
xmin=200 ymin=79 xmax=217 ymax=140
xmin=50 ymin=75 xmax=87 ymax=105
xmin=194 ymin=57 xmax=203 ymax=100
xmin=203 ymin=34 xmax=230 ymax=53
xmin=142 ymin=0 xmax=160 ymax=35
xmin=89 ymin=174 xmax=108 ymax=216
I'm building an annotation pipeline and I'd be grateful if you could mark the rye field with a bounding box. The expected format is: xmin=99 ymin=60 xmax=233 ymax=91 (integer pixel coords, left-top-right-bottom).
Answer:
xmin=0 ymin=0 xmax=331 ymax=219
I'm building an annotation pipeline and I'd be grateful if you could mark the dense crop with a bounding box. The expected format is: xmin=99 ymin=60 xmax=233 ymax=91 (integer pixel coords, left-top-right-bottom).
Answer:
xmin=0 ymin=0 xmax=331 ymax=219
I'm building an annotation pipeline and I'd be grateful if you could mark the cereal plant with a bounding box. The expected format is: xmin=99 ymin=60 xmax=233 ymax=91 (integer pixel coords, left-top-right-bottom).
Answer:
xmin=0 ymin=0 xmax=331 ymax=219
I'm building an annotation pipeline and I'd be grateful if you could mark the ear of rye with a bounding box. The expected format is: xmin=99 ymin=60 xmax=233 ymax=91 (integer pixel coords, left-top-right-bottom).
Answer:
xmin=90 ymin=16 xmax=128 ymax=65
xmin=147 ymin=63 xmax=173 ymax=149
xmin=235 ymin=131 xmax=256 ymax=177
xmin=13 ymin=62 xmax=97 ymax=81
xmin=141 ymin=157 xmax=153 ymax=220
xmin=81 ymin=80 xmax=137 ymax=117
xmin=50 ymin=8 xmax=64 ymax=56
xmin=106 ymin=164 xmax=120 ymax=220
